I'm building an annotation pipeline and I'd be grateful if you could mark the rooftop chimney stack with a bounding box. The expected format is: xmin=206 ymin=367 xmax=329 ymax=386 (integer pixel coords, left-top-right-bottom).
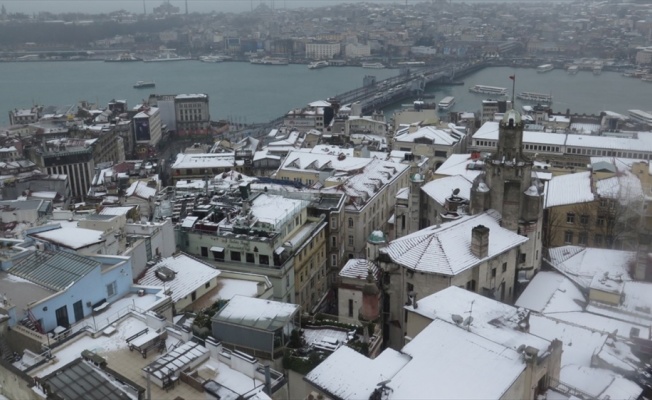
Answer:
xmin=471 ymin=225 xmax=490 ymax=259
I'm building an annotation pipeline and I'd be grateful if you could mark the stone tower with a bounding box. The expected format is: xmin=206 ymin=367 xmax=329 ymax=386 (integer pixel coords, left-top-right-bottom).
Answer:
xmin=470 ymin=110 xmax=543 ymax=282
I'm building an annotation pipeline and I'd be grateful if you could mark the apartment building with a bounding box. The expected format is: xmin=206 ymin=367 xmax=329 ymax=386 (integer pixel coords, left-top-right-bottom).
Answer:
xmin=174 ymin=94 xmax=211 ymax=136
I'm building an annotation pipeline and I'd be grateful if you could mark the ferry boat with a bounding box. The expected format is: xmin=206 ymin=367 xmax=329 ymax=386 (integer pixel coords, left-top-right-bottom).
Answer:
xmin=308 ymin=61 xmax=329 ymax=70
xmin=199 ymin=55 xmax=227 ymax=63
xmin=105 ymin=53 xmax=142 ymax=62
xmin=469 ymin=85 xmax=507 ymax=96
xmin=438 ymin=96 xmax=455 ymax=110
xmin=567 ymin=65 xmax=579 ymax=75
xmin=517 ymin=92 xmax=552 ymax=103
xmin=362 ymin=62 xmax=385 ymax=69
xmin=250 ymin=57 xmax=289 ymax=65
xmin=144 ymin=52 xmax=191 ymax=62
xmin=133 ymin=81 xmax=156 ymax=89
xmin=536 ymin=64 xmax=554 ymax=73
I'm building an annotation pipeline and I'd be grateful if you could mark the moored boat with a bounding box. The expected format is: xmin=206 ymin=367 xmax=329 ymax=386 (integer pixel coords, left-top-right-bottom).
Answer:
xmin=536 ymin=64 xmax=554 ymax=73
xmin=438 ymin=96 xmax=456 ymax=110
xmin=105 ymin=53 xmax=142 ymax=62
xmin=362 ymin=62 xmax=385 ymax=69
xmin=309 ymin=61 xmax=329 ymax=69
xmin=517 ymin=91 xmax=552 ymax=103
xmin=469 ymin=85 xmax=507 ymax=96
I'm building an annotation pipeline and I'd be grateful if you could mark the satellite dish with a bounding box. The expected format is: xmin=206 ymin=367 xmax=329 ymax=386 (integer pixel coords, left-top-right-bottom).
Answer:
xmin=517 ymin=344 xmax=526 ymax=353
xmin=377 ymin=379 xmax=392 ymax=387
xmin=463 ymin=316 xmax=474 ymax=327
xmin=451 ymin=314 xmax=463 ymax=325
xmin=453 ymin=188 xmax=460 ymax=195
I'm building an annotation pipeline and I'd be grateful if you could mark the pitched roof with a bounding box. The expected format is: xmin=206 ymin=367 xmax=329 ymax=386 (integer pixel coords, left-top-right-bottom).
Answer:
xmin=9 ymin=251 xmax=99 ymax=291
xmin=544 ymin=171 xmax=594 ymax=208
xmin=339 ymin=259 xmax=378 ymax=280
xmin=384 ymin=210 xmax=528 ymax=275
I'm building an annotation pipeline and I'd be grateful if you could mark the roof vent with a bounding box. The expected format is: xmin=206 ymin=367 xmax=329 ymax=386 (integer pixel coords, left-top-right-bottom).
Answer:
xmin=155 ymin=266 xmax=176 ymax=281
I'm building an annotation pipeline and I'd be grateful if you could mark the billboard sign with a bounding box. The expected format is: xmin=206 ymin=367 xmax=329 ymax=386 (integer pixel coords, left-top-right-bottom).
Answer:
xmin=135 ymin=118 xmax=151 ymax=142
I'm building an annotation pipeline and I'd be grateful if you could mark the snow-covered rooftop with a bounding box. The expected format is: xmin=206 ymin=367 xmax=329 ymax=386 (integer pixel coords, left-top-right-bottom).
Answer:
xmin=339 ymin=259 xmax=378 ymax=280
xmin=305 ymin=346 xmax=410 ymax=399
xmin=172 ymin=153 xmax=236 ymax=169
xmin=407 ymin=287 xmax=550 ymax=352
xmin=384 ymin=210 xmax=528 ymax=275
xmin=212 ymin=295 xmax=299 ymax=332
xmin=125 ymin=180 xmax=157 ymax=200
xmin=280 ymin=150 xmax=371 ymax=173
xmin=31 ymin=225 xmax=105 ymax=250
xmin=138 ymin=253 xmax=220 ymax=303
xmin=547 ymin=246 xmax=635 ymax=290
xmin=394 ymin=126 xmax=462 ymax=146
xmin=434 ymin=154 xmax=485 ymax=180
xmin=421 ymin=175 xmax=472 ymax=206
xmin=544 ymin=171 xmax=594 ymax=208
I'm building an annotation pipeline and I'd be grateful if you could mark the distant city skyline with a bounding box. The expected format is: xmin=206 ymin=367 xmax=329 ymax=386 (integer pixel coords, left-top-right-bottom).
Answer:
xmin=1 ymin=0 xmax=565 ymax=15
xmin=1 ymin=0 xmax=404 ymax=15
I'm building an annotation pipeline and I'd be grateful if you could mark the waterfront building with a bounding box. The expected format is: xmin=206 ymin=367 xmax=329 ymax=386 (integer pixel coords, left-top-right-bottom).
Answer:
xmin=305 ymin=42 xmax=341 ymax=59
xmin=174 ymin=93 xmax=211 ymax=136
xmin=8 ymin=107 xmax=39 ymax=125
xmin=133 ymin=106 xmax=163 ymax=149
xmin=471 ymin=120 xmax=652 ymax=168
xmin=344 ymin=43 xmax=371 ymax=58
xmin=283 ymin=100 xmax=334 ymax=132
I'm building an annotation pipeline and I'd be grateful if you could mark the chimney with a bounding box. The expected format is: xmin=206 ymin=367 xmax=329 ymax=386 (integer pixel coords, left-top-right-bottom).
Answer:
xmin=471 ymin=225 xmax=490 ymax=258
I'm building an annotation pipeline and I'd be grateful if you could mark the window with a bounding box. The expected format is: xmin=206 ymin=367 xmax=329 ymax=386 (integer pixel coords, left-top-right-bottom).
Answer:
xmin=566 ymin=213 xmax=575 ymax=224
xmin=596 ymin=216 xmax=605 ymax=226
xmin=330 ymin=216 xmax=337 ymax=229
xmin=491 ymin=268 xmax=496 ymax=278
xmin=331 ymin=254 xmax=337 ymax=267
xmin=205 ymin=281 xmax=211 ymax=289
xmin=213 ymin=249 xmax=225 ymax=262
xmin=502 ymin=262 xmax=507 ymax=272
xmin=578 ymin=232 xmax=588 ymax=245
xmin=259 ymin=254 xmax=269 ymax=265
xmin=536 ymin=250 xmax=539 ymax=260
xmin=564 ymin=231 xmax=573 ymax=244
xmin=348 ymin=299 xmax=354 ymax=317
xmin=348 ymin=235 xmax=354 ymax=246
xmin=348 ymin=218 xmax=353 ymax=228
xmin=331 ymin=237 xmax=336 ymax=247
xmin=231 ymin=251 xmax=241 ymax=261
xmin=580 ymin=215 xmax=589 ymax=225
xmin=466 ymin=279 xmax=476 ymax=291
xmin=246 ymin=253 xmax=255 ymax=263
xmin=106 ymin=281 xmax=117 ymax=298
xmin=519 ymin=253 xmax=526 ymax=264
xmin=201 ymin=246 xmax=208 ymax=257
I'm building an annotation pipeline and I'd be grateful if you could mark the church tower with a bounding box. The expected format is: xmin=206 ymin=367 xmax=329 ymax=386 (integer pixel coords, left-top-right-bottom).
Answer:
xmin=470 ymin=109 xmax=543 ymax=284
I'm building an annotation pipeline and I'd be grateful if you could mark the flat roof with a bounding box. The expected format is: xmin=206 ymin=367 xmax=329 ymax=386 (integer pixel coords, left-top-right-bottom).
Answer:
xmin=212 ymin=295 xmax=299 ymax=332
